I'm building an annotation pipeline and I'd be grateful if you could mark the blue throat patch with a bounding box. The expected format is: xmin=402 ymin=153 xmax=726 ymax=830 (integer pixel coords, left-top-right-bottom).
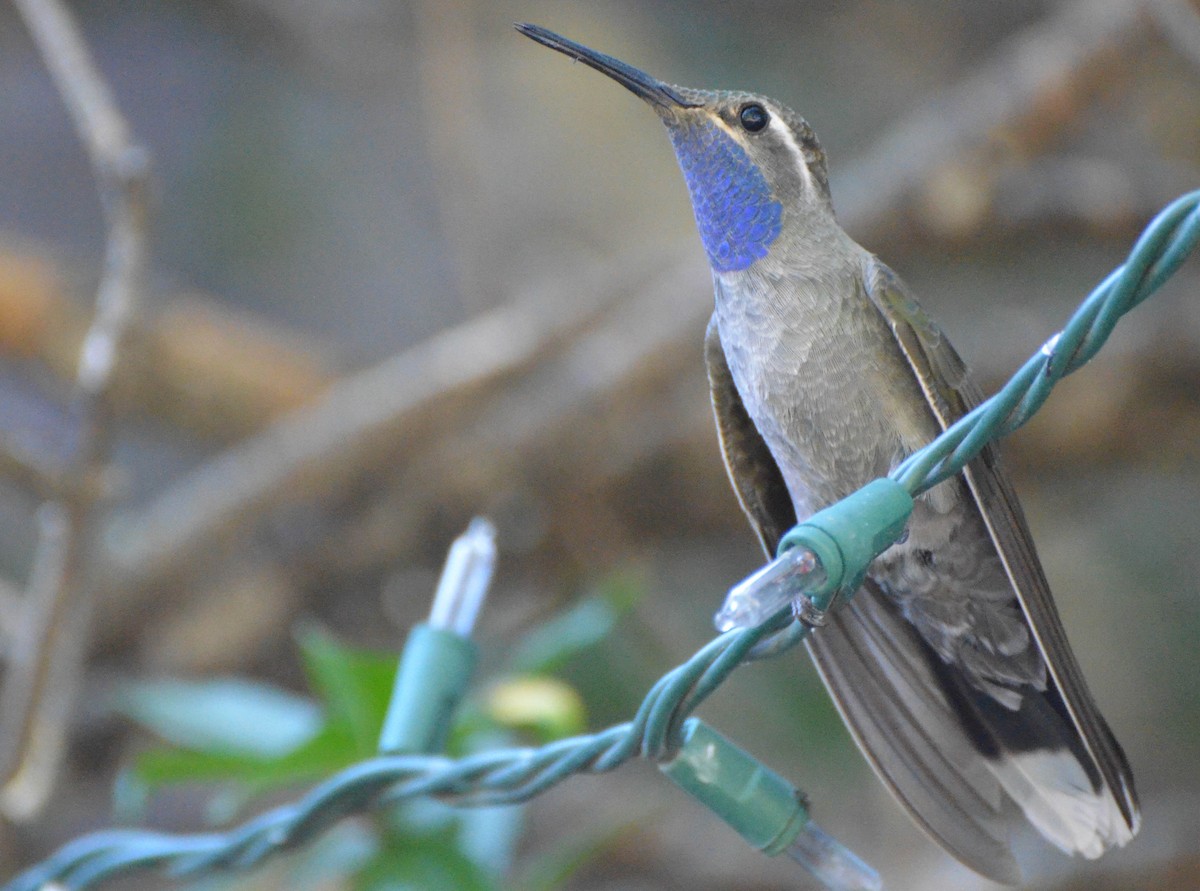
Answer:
xmin=667 ymin=121 xmax=783 ymax=273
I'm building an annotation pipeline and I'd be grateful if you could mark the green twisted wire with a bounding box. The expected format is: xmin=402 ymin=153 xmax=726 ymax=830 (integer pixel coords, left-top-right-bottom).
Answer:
xmin=6 ymin=189 xmax=1199 ymax=891
xmin=4 ymin=610 xmax=795 ymax=891
xmin=894 ymin=189 xmax=1200 ymax=494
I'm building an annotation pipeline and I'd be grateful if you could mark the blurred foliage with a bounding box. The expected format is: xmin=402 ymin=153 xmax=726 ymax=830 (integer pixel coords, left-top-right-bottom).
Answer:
xmin=111 ymin=572 xmax=647 ymax=889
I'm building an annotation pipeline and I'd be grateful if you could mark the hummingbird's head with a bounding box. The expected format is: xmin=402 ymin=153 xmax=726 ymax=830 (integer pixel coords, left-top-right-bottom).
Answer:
xmin=517 ymin=24 xmax=832 ymax=274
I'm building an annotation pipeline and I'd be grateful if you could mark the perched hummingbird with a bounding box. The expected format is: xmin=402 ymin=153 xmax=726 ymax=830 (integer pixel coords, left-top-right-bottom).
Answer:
xmin=517 ymin=24 xmax=1139 ymax=883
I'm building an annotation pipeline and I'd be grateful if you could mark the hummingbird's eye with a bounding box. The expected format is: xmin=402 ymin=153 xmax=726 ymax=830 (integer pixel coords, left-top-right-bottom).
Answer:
xmin=739 ymin=103 xmax=769 ymax=132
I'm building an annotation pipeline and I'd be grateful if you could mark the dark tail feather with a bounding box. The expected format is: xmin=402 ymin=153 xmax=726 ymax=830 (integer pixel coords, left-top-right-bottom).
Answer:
xmin=807 ymin=580 xmax=1135 ymax=883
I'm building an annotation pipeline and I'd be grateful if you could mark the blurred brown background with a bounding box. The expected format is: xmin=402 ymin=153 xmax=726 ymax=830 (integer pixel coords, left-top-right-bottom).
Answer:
xmin=0 ymin=0 xmax=1198 ymax=888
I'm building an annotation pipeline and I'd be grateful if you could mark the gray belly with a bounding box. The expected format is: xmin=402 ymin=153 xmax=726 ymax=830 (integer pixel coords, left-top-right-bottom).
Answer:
xmin=712 ymin=273 xmax=922 ymax=515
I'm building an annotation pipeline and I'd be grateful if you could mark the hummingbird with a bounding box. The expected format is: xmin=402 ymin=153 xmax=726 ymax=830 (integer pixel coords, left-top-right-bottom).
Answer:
xmin=517 ymin=24 xmax=1139 ymax=883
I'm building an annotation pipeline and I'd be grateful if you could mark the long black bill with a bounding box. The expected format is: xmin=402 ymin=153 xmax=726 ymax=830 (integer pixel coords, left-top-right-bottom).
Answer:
xmin=516 ymin=23 xmax=694 ymax=110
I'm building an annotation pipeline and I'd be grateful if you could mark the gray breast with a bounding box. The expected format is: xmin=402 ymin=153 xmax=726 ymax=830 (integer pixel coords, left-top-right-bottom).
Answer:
xmin=712 ymin=266 xmax=916 ymax=514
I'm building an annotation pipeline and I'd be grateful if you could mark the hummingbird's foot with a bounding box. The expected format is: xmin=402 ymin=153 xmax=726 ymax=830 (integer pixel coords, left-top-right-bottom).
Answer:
xmin=792 ymin=595 xmax=828 ymax=628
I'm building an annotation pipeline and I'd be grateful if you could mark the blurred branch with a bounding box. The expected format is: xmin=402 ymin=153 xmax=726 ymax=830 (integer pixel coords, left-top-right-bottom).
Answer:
xmin=328 ymin=247 xmax=715 ymax=573
xmin=0 ymin=430 xmax=64 ymax=502
xmin=838 ymin=0 xmax=1151 ymax=241
xmin=99 ymin=251 xmax=679 ymax=607
xmin=1146 ymin=0 xmax=1200 ymax=72
xmin=0 ymin=246 xmax=335 ymax=446
xmin=0 ymin=0 xmax=151 ymax=820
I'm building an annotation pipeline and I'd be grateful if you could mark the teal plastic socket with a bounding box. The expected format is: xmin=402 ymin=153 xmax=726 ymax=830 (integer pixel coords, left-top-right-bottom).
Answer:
xmin=378 ymin=623 xmax=478 ymax=755
xmin=777 ymin=477 xmax=913 ymax=612
xmin=660 ymin=718 xmax=809 ymax=856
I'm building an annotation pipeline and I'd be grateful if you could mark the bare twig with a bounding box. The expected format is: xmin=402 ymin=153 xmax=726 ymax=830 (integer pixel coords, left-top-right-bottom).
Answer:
xmin=0 ymin=0 xmax=151 ymax=819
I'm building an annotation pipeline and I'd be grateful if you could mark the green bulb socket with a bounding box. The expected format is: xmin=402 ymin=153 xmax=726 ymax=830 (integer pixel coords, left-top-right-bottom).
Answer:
xmin=660 ymin=718 xmax=809 ymax=856
xmin=777 ymin=477 xmax=913 ymax=612
xmin=378 ymin=623 xmax=478 ymax=755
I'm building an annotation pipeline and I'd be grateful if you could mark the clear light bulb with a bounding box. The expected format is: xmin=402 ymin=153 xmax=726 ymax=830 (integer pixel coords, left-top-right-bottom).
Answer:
xmin=788 ymin=819 xmax=882 ymax=891
xmin=714 ymin=546 xmax=826 ymax=632
xmin=428 ymin=516 xmax=496 ymax=637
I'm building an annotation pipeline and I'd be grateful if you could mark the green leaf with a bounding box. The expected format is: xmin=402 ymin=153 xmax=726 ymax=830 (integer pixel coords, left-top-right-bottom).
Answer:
xmin=506 ymin=569 xmax=647 ymax=675
xmin=509 ymin=816 xmax=640 ymax=891
xmin=118 ymin=715 xmax=360 ymax=815
xmin=296 ymin=623 xmax=398 ymax=757
xmin=114 ymin=678 xmax=321 ymax=757
xmin=355 ymin=825 xmax=498 ymax=891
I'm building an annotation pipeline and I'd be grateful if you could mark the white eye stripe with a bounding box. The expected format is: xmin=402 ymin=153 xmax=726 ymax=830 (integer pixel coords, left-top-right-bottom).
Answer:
xmin=766 ymin=107 xmax=814 ymax=191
